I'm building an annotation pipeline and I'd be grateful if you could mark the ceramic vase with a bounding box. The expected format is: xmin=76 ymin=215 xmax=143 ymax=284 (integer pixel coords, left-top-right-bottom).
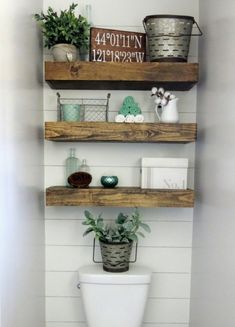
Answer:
xmin=51 ymin=43 xmax=78 ymax=62
xmin=155 ymin=98 xmax=179 ymax=123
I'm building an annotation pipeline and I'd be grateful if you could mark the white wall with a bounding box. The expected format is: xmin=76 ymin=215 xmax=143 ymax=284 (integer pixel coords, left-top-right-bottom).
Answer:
xmin=44 ymin=1 xmax=198 ymax=327
xmin=0 ymin=1 xmax=45 ymax=327
xmin=190 ymin=1 xmax=235 ymax=326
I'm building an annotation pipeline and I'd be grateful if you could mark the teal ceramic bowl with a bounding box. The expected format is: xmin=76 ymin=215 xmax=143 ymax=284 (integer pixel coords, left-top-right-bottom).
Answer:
xmin=100 ymin=176 xmax=118 ymax=188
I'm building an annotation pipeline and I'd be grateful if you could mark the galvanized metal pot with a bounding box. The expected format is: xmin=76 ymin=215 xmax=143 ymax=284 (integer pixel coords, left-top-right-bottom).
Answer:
xmin=99 ymin=240 xmax=133 ymax=272
xmin=143 ymin=15 xmax=202 ymax=62
xmin=93 ymin=239 xmax=137 ymax=273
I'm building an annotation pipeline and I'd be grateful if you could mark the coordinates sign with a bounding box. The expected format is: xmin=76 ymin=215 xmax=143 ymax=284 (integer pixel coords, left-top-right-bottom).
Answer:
xmin=90 ymin=27 xmax=146 ymax=63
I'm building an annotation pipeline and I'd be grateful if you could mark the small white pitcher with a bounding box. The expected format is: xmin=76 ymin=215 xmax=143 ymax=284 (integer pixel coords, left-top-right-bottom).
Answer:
xmin=155 ymin=98 xmax=179 ymax=123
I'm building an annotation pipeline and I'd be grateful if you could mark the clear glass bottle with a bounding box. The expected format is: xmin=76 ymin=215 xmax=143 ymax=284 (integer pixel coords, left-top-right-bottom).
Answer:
xmin=85 ymin=4 xmax=92 ymax=25
xmin=65 ymin=148 xmax=80 ymax=186
xmin=80 ymin=159 xmax=90 ymax=173
xmin=80 ymin=4 xmax=92 ymax=61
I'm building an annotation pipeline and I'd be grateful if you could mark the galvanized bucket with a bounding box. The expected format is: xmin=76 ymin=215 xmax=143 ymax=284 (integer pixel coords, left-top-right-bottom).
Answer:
xmin=143 ymin=15 xmax=202 ymax=62
xmin=93 ymin=239 xmax=137 ymax=273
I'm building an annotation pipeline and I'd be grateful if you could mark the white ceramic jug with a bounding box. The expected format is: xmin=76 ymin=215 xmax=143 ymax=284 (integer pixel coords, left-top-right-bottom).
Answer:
xmin=155 ymin=98 xmax=179 ymax=123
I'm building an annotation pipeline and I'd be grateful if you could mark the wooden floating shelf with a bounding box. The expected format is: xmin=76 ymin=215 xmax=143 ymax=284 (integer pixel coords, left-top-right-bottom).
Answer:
xmin=46 ymin=186 xmax=194 ymax=208
xmin=45 ymin=122 xmax=197 ymax=143
xmin=45 ymin=61 xmax=198 ymax=91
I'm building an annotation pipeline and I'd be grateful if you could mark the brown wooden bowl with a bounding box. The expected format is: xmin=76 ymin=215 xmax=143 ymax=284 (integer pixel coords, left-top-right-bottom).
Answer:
xmin=68 ymin=172 xmax=92 ymax=188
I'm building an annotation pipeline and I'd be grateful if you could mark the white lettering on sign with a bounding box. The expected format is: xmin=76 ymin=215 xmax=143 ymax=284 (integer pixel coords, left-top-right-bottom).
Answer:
xmin=92 ymin=49 xmax=145 ymax=63
xmin=90 ymin=28 xmax=146 ymax=63
xmin=94 ymin=32 xmax=143 ymax=49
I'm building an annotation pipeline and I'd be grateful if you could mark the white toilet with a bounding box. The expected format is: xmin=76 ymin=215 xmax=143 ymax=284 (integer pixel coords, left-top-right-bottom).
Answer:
xmin=78 ymin=264 xmax=151 ymax=327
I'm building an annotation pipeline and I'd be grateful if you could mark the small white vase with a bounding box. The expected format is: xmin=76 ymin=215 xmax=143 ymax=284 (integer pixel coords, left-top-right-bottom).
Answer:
xmin=51 ymin=43 xmax=78 ymax=62
xmin=155 ymin=98 xmax=179 ymax=123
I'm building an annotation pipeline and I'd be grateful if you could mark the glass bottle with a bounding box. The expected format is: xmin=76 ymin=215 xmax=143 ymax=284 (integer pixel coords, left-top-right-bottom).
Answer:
xmin=65 ymin=148 xmax=80 ymax=186
xmin=85 ymin=4 xmax=92 ymax=26
xmin=80 ymin=4 xmax=92 ymax=61
xmin=80 ymin=159 xmax=90 ymax=173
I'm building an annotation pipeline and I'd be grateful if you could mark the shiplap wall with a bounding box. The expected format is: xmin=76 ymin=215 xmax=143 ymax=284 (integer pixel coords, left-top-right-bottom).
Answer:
xmin=44 ymin=1 xmax=198 ymax=327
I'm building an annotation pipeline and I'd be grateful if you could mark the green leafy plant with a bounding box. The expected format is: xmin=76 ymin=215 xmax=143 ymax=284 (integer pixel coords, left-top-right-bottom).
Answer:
xmin=34 ymin=3 xmax=90 ymax=49
xmin=83 ymin=209 xmax=151 ymax=243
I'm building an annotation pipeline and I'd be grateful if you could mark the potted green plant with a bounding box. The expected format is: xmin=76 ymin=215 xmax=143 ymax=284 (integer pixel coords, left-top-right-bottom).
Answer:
xmin=83 ymin=208 xmax=151 ymax=272
xmin=34 ymin=3 xmax=90 ymax=61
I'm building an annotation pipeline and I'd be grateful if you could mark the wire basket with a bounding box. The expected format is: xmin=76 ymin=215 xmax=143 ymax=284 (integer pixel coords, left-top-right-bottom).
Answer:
xmin=57 ymin=93 xmax=111 ymax=122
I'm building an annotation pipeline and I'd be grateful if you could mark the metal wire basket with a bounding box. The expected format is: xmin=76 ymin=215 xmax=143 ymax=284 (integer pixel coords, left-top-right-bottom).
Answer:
xmin=57 ymin=92 xmax=111 ymax=122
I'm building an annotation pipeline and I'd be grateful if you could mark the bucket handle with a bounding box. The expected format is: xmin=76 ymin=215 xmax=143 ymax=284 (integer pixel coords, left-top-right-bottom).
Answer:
xmin=143 ymin=18 xmax=203 ymax=37
xmin=92 ymin=238 xmax=138 ymax=264
xmin=191 ymin=20 xmax=203 ymax=36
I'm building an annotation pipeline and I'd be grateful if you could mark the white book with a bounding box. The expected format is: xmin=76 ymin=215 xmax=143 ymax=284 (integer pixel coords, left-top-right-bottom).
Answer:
xmin=141 ymin=158 xmax=188 ymax=189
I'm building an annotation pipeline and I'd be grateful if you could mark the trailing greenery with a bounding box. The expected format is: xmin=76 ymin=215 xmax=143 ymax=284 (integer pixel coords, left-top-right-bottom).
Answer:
xmin=83 ymin=209 xmax=151 ymax=243
xmin=34 ymin=3 xmax=90 ymax=49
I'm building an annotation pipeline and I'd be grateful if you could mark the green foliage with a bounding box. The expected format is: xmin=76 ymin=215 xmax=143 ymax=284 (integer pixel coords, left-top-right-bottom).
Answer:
xmin=83 ymin=209 xmax=151 ymax=243
xmin=34 ymin=3 xmax=90 ymax=49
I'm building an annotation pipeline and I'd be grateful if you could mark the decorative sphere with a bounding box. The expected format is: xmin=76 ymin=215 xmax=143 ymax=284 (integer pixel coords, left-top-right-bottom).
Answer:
xmin=151 ymin=87 xmax=158 ymax=94
xmin=161 ymin=98 xmax=168 ymax=106
xmin=100 ymin=176 xmax=118 ymax=188
xmin=158 ymin=87 xmax=164 ymax=95
xmin=155 ymin=98 xmax=162 ymax=105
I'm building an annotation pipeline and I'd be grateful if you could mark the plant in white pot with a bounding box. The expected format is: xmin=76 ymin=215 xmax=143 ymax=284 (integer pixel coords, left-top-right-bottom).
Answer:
xmin=34 ymin=3 xmax=89 ymax=61
xmin=83 ymin=208 xmax=151 ymax=272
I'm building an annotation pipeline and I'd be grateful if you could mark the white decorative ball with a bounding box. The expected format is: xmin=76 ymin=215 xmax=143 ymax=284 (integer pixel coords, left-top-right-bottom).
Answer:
xmin=151 ymin=87 xmax=158 ymax=94
xmin=164 ymin=91 xmax=171 ymax=99
xmin=169 ymin=94 xmax=176 ymax=100
xmin=155 ymin=98 xmax=162 ymax=105
xmin=125 ymin=114 xmax=135 ymax=123
xmin=134 ymin=114 xmax=144 ymax=123
xmin=158 ymin=87 xmax=165 ymax=95
xmin=115 ymin=114 xmax=125 ymax=123
xmin=161 ymin=98 xmax=168 ymax=106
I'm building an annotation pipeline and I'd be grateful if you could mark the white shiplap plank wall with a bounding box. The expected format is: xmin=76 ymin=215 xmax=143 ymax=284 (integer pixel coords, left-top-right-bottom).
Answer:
xmin=44 ymin=0 xmax=198 ymax=326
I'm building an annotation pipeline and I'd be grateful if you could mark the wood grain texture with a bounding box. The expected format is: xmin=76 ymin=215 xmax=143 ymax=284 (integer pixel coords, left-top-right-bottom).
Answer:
xmin=46 ymin=186 xmax=194 ymax=207
xmin=45 ymin=122 xmax=197 ymax=143
xmin=45 ymin=61 xmax=198 ymax=90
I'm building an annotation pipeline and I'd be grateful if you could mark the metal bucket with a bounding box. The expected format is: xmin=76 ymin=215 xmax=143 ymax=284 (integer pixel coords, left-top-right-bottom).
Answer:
xmin=143 ymin=15 xmax=202 ymax=62
xmin=93 ymin=239 xmax=138 ymax=273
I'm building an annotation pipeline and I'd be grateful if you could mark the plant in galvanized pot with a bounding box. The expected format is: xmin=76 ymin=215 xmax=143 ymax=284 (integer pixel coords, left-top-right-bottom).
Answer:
xmin=34 ymin=3 xmax=90 ymax=61
xmin=82 ymin=208 xmax=151 ymax=272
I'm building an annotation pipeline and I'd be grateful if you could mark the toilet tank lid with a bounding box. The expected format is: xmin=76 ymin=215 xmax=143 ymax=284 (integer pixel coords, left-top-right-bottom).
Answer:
xmin=78 ymin=265 xmax=152 ymax=284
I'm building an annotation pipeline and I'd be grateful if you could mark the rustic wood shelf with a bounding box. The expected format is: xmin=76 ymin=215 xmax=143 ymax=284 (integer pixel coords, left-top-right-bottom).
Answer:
xmin=46 ymin=186 xmax=194 ymax=208
xmin=45 ymin=122 xmax=197 ymax=143
xmin=45 ymin=61 xmax=198 ymax=90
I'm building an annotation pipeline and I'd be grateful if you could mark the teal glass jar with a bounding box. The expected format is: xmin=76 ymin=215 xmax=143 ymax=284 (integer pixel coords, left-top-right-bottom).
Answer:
xmin=100 ymin=176 xmax=118 ymax=188
xmin=61 ymin=104 xmax=80 ymax=121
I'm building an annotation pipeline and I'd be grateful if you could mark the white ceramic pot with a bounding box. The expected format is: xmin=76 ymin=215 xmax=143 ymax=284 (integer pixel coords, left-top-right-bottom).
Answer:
xmin=51 ymin=43 xmax=78 ymax=62
xmin=155 ymin=98 xmax=179 ymax=123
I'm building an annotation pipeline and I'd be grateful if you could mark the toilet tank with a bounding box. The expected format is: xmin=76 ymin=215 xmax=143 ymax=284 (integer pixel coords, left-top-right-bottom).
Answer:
xmin=78 ymin=265 xmax=152 ymax=327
